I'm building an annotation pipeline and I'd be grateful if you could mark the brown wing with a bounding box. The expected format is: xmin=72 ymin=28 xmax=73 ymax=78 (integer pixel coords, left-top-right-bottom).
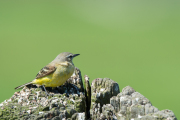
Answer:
xmin=35 ymin=65 xmax=56 ymax=79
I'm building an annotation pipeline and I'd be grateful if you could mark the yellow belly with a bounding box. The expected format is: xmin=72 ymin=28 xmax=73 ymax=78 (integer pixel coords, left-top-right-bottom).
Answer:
xmin=32 ymin=65 xmax=74 ymax=87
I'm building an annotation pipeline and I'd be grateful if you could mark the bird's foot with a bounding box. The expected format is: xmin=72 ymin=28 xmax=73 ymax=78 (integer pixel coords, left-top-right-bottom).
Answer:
xmin=39 ymin=85 xmax=51 ymax=97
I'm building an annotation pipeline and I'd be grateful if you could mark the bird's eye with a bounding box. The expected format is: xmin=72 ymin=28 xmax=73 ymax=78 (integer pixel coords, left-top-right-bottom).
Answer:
xmin=67 ymin=55 xmax=73 ymax=58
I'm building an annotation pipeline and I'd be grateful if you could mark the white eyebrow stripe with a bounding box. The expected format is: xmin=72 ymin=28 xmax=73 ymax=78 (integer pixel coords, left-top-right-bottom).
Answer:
xmin=66 ymin=54 xmax=73 ymax=57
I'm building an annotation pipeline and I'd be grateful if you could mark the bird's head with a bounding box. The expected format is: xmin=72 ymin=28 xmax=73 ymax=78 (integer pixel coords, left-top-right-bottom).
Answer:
xmin=53 ymin=52 xmax=80 ymax=63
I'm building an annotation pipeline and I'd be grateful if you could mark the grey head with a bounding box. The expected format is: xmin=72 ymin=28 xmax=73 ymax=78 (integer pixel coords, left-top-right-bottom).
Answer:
xmin=52 ymin=52 xmax=80 ymax=63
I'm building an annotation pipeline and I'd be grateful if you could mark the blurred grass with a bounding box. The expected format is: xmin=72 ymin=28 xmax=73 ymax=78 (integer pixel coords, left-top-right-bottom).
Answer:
xmin=0 ymin=0 xmax=180 ymax=119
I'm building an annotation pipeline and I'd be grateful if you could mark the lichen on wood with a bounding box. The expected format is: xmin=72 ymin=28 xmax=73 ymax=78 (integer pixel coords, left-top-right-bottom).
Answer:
xmin=0 ymin=68 xmax=177 ymax=120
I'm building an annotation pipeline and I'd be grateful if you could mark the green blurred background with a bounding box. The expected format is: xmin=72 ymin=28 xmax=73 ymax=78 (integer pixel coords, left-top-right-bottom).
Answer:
xmin=0 ymin=0 xmax=179 ymax=118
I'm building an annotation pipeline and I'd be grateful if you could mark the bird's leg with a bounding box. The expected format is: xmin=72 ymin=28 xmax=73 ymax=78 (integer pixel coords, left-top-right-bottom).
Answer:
xmin=42 ymin=85 xmax=49 ymax=96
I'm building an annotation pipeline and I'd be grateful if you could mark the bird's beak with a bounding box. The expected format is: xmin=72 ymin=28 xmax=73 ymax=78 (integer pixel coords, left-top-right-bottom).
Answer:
xmin=73 ymin=54 xmax=80 ymax=57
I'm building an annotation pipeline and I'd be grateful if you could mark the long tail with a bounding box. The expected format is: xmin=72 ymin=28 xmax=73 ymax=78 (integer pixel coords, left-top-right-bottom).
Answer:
xmin=15 ymin=82 xmax=32 ymax=90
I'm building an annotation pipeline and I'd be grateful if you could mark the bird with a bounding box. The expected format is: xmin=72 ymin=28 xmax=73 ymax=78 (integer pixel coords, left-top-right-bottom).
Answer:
xmin=15 ymin=52 xmax=80 ymax=95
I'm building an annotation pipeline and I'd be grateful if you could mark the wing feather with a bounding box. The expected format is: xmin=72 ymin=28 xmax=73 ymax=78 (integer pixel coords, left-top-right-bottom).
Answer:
xmin=35 ymin=65 xmax=56 ymax=79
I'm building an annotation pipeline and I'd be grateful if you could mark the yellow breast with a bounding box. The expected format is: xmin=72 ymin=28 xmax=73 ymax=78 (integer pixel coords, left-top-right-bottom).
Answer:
xmin=32 ymin=62 xmax=75 ymax=87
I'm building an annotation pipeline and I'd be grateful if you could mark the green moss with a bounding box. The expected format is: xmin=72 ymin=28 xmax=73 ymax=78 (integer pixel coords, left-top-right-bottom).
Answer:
xmin=22 ymin=113 xmax=28 ymax=117
xmin=74 ymin=100 xmax=85 ymax=112
xmin=62 ymin=93 xmax=66 ymax=97
xmin=4 ymin=116 xmax=11 ymax=120
xmin=50 ymin=107 xmax=58 ymax=111
xmin=58 ymin=103 xmax=64 ymax=108
xmin=48 ymin=96 xmax=52 ymax=99
xmin=77 ymin=84 xmax=81 ymax=89
xmin=38 ymin=92 xmax=46 ymax=97
xmin=12 ymin=116 xmax=18 ymax=120
xmin=2 ymin=110 xmax=10 ymax=116
xmin=29 ymin=96 xmax=34 ymax=100
xmin=91 ymin=95 xmax=97 ymax=103
xmin=66 ymin=100 xmax=74 ymax=104
xmin=54 ymin=94 xmax=61 ymax=98
xmin=59 ymin=107 xmax=65 ymax=111
xmin=66 ymin=107 xmax=76 ymax=118
xmin=35 ymin=88 xmax=41 ymax=91
xmin=74 ymin=95 xmax=79 ymax=100
xmin=42 ymin=106 xmax=49 ymax=111
xmin=33 ymin=106 xmax=44 ymax=115
xmin=21 ymin=106 xmax=29 ymax=111
xmin=31 ymin=89 xmax=36 ymax=94
xmin=34 ymin=114 xmax=43 ymax=120
xmin=0 ymin=111 xmax=2 ymax=117
xmin=12 ymin=99 xmax=18 ymax=103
